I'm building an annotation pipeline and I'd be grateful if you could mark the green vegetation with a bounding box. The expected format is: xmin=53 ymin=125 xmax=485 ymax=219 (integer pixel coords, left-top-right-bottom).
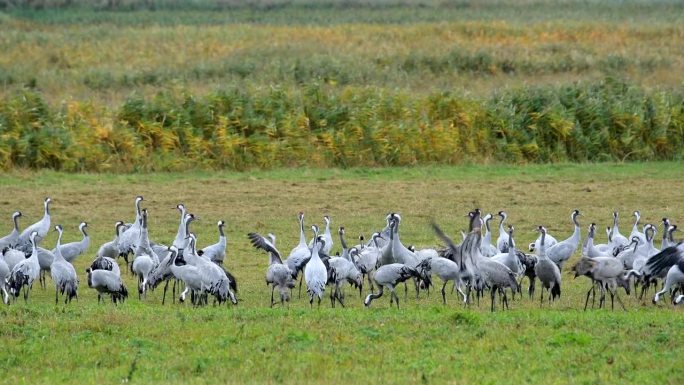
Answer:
xmin=1 ymin=164 xmax=684 ymax=384
xmin=1 ymin=79 xmax=683 ymax=171
xmin=1 ymin=1 xmax=684 ymax=171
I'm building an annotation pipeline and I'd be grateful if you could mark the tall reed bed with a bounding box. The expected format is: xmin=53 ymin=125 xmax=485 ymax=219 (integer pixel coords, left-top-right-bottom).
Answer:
xmin=1 ymin=78 xmax=682 ymax=171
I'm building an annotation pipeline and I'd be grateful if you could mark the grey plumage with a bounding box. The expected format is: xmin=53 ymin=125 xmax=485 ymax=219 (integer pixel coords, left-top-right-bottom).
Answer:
xmin=363 ymin=263 xmax=422 ymax=308
xmin=15 ymin=198 xmax=52 ymax=255
xmin=117 ymin=196 xmax=144 ymax=260
xmin=304 ymin=233 xmax=328 ymax=306
xmin=50 ymin=225 xmax=79 ymax=304
xmin=97 ymin=221 xmax=125 ymax=260
xmin=2 ymin=247 xmax=25 ymax=272
xmin=36 ymin=246 xmax=55 ymax=289
xmin=421 ymin=257 xmax=469 ymax=304
xmin=247 ymin=232 xmax=296 ymax=307
xmin=53 ymin=222 xmax=90 ymax=263
xmin=495 ymin=211 xmax=515 ymax=253
xmin=433 ymin=212 xmax=518 ymax=311
xmin=131 ymin=209 xmax=159 ymax=298
xmin=491 ymin=225 xmax=524 ymax=276
xmin=573 ymin=255 xmax=629 ymax=310
xmin=90 ymin=255 xmax=121 ymax=277
xmin=147 ymin=247 xmax=179 ymax=305
xmin=534 ymin=226 xmax=562 ymax=305
xmin=0 ymin=251 xmax=10 ymax=304
xmin=168 ymin=246 xmax=204 ymax=305
xmin=0 ymin=211 xmax=22 ymax=250
xmin=187 ymin=234 xmax=237 ymax=305
xmin=8 ymin=232 xmax=41 ymax=301
xmin=86 ymin=268 xmax=128 ymax=304
xmin=543 ymin=209 xmax=581 ymax=270
xmin=644 ymin=241 xmax=684 ymax=304
xmin=199 ymin=220 xmax=227 ymax=265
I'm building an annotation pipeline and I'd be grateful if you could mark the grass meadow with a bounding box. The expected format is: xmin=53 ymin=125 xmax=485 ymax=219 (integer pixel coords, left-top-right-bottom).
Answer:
xmin=1 ymin=163 xmax=684 ymax=384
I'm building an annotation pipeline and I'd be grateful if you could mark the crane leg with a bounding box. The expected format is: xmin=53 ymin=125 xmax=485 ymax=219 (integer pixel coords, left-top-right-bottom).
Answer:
xmin=161 ymin=280 xmax=169 ymax=305
xmin=528 ymin=276 xmax=536 ymax=299
xmin=298 ymin=276 xmax=303 ymax=299
xmin=270 ymin=285 xmax=275 ymax=308
xmin=441 ymin=281 xmax=447 ymax=305
xmin=490 ymin=287 xmax=496 ymax=312
xmin=583 ymin=285 xmax=592 ymax=311
xmin=404 ymin=281 xmax=408 ymax=301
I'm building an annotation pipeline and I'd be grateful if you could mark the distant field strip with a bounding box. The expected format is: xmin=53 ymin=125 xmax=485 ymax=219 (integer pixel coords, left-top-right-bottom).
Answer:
xmin=1 ymin=1 xmax=684 ymax=171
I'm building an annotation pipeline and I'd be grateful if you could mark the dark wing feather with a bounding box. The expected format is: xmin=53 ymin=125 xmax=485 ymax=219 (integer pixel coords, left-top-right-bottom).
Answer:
xmin=247 ymin=232 xmax=282 ymax=263
xmin=645 ymin=243 xmax=683 ymax=277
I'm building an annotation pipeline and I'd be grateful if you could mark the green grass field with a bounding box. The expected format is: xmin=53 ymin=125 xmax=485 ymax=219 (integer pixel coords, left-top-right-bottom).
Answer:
xmin=1 ymin=163 xmax=684 ymax=384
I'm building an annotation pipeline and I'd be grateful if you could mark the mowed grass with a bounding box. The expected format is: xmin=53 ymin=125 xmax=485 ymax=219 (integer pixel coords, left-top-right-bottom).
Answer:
xmin=1 ymin=163 xmax=684 ymax=384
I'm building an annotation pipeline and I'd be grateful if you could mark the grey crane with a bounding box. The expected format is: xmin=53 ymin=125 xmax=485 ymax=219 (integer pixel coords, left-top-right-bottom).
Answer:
xmin=308 ymin=216 xmax=334 ymax=256
xmin=0 ymin=250 xmax=10 ymax=304
xmin=304 ymin=234 xmax=328 ymax=307
xmin=363 ymin=263 xmax=427 ymax=308
xmin=7 ymin=232 xmax=41 ymax=302
xmin=420 ymin=257 xmax=468 ymax=304
xmin=2 ymin=247 xmax=25 ymax=272
xmin=327 ymin=254 xmax=362 ymax=307
xmin=166 ymin=245 xmax=204 ymax=305
xmin=15 ymin=198 xmax=51 ymax=255
xmin=432 ymin=213 xmax=518 ymax=312
xmin=97 ymin=221 xmax=126 ymax=260
xmin=50 ymin=225 xmax=78 ymax=304
xmin=86 ymin=267 xmax=128 ymax=304
xmin=199 ymin=220 xmax=227 ymax=265
xmin=530 ymin=221 xmax=558 ymax=254
xmin=386 ymin=213 xmax=423 ymax=299
xmin=131 ymin=209 xmax=159 ymax=298
xmin=285 ymin=212 xmax=311 ymax=298
xmin=355 ymin=232 xmax=384 ymax=293
xmin=90 ymin=255 xmax=121 ymax=277
xmin=644 ymin=241 xmax=684 ymax=304
xmin=186 ymin=233 xmax=237 ymax=306
xmin=616 ymin=236 xmax=641 ymax=269
xmin=534 ymin=226 xmax=561 ymax=306
xmin=491 ymin=225 xmax=524 ymax=277
xmin=544 ymin=209 xmax=581 ymax=270
xmin=608 ymin=211 xmax=629 ymax=250
xmin=584 ymin=223 xmax=613 ymax=258
xmin=0 ymin=211 xmax=22 ymax=250
xmin=37 ymin=246 xmax=56 ymax=289
xmin=172 ymin=203 xmax=189 ymax=251
xmin=147 ymin=246 xmax=179 ymax=305
xmin=480 ymin=213 xmax=499 ymax=257
xmin=573 ymin=255 xmax=630 ymax=310
xmin=247 ymin=232 xmax=296 ymax=307
xmin=629 ymin=211 xmax=647 ymax=245
xmin=117 ymin=195 xmax=144 ymax=265
xmin=53 ymin=222 xmax=90 ymax=263
xmin=661 ymin=218 xmax=671 ymax=249
xmin=496 ymin=211 xmax=516 ymax=253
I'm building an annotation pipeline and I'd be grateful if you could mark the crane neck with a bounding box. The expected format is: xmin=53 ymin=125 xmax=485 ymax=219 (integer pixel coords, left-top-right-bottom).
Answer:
xmin=299 ymin=216 xmax=306 ymax=246
xmin=507 ymin=229 xmax=515 ymax=255
xmin=12 ymin=214 xmax=20 ymax=231
xmin=218 ymin=223 xmax=225 ymax=238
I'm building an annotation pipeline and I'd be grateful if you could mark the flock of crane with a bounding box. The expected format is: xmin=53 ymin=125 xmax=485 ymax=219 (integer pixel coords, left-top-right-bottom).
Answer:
xmin=1 ymin=196 xmax=683 ymax=312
